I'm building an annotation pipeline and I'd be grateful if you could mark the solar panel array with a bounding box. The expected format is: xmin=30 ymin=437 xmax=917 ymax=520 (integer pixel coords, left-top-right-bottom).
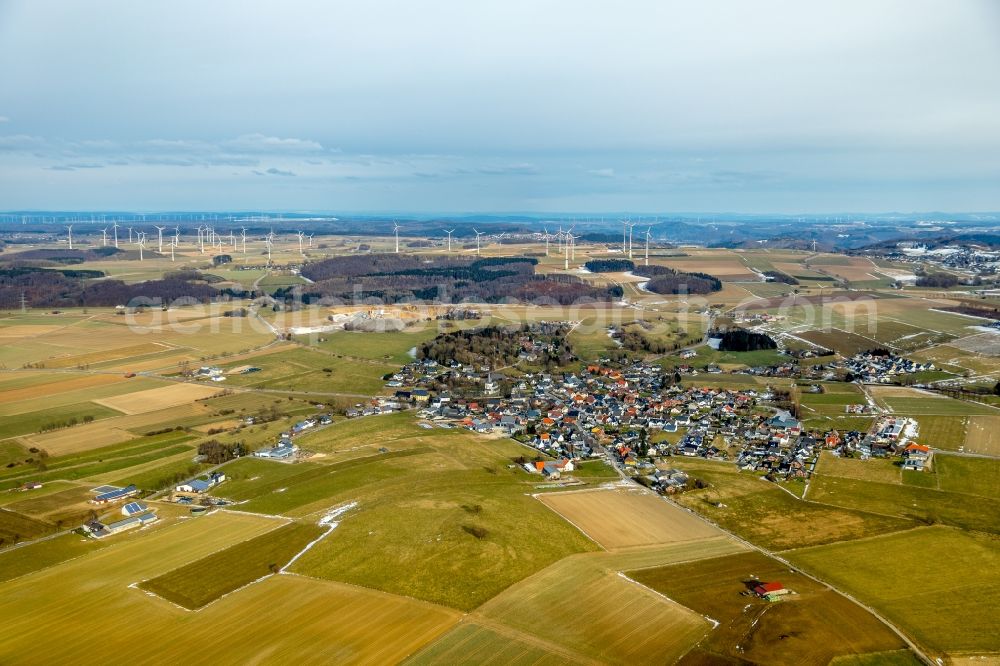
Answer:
xmin=123 ymin=501 xmax=145 ymax=514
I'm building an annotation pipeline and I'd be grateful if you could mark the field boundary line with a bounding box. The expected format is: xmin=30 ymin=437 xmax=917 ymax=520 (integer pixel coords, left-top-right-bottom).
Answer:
xmin=658 ymin=494 xmax=936 ymax=665
xmin=531 ymin=493 xmax=608 ymax=551
xmin=617 ymin=571 xmax=720 ymax=628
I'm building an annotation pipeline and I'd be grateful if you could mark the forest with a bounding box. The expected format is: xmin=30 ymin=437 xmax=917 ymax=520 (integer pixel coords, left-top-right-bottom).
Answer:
xmin=714 ymin=328 xmax=778 ymax=352
xmin=583 ymin=258 xmax=635 ymax=272
xmin=418 ymin=323 xmax=574 ymax=369
xmin=298 ymin=254 xmax=620 ymax=305
xmin=0 ymin=267 xmax=222 ymax=308
xmin=633 ymin=264 xmax=722 ymax=295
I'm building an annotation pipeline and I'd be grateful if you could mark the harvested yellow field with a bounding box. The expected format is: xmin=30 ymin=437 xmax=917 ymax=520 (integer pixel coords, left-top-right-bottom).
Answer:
xmin=101 ymin=352 xmax=201 ymax=373
xmin=537 ymin=487 xmax=723 ymax=550
xmin=93 ymin=383 xmax=225 ymax=415
xmin=20 ymin=422 xmax=137 ymax=455
xmin=478 ymin=543 xmax=723 ymax=664
xmin=0 ymin=511 xmax=460 ymax=664
xmin=965 ymin=416 xmax=1000 ymax=456
xmin=0 ymin=373 xmax=128 ymax=405
xmin=0 ymin=325 xmax=64 ymax=338
xmin=42 ymin=342 xmax=171 ymax=369
xmin=193 ymin=419 xmax=241 ymax=433
xmin=867 ymin=385 xmax=930 ymax=399
xmin=114 ymin=402 xmax=215 ymax=430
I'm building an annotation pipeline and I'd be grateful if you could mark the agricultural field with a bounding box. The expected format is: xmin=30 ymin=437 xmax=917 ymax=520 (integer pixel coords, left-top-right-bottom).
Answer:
xmin=806 ymin=472 xmax=1000 ymax=533
xmin=93 ymin=382 xmax=225 ymax=414
xmin=666 ymin=459 xmax=915 ymax=550
xmin=788 ymin=526 xmax=1000 ymax=660
xmin=870 ymin=387 xmax=999 ymax=416
xmin=0 ymin=511 xmax=460 ymax=664
xmin=406 ymin=621 xmax=580 ymax=666
xmin=216 ymin=345 xmax=396 ymax=396
xmin=963 ymin=415 xmax=1000 ymax=455
xmin=536 ymin=487 xmax=722 ymax=549
xmin=140 ymin=520 xmax=324 ymax=609
xmin=630 ymin=550 xmax=908 ymax=665
xmin=912 ymin=415 xmax=968 ymax=450
xmin=659 ymin=250 xmax=760 ymax=281
xmin=815 ymin=451 xmax=902 ymax=484
xmin=289 ymin=462 xmax=598 ymax=609
xmin=1 ymin=236 xmax=998 ymax=664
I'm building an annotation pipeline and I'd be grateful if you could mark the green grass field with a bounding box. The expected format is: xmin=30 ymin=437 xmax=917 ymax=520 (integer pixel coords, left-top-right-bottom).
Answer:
xmin=0 ymin=440 xmax=194 ymax=492
xmin=0 ymin=402 xmax=124 ymax=440
xmin=304 ymin=327 xmax=440 ymax=364
xmin=807 ymin=473 xmax=1000 ymax=533
xmin=932 ymin=453 xmax=1000 ymax=499
xmin=291 ymin=464 xmax=597 ymax=610
xmin=139 ymin=520 xmax=325 ymax=609
xmin=0 ymin=532 xmax=110 ymax=583
xmin=913 ymin=415 xmax=968 ymax=450
xmin=884 ymin=396 xmax=998 ymax=416
xmin=405 ymin=622 xmax=576 ymax=665
xmin=788 ymin=526 xmax=1000 ymax=658
xmin=668 ymin=459 xmax=915 ymax=550
xmin=218 ymin=346 xmax=396 ymax=395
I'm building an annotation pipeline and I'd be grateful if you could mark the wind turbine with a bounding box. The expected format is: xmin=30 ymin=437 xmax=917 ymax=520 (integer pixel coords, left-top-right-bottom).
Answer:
xmin=197 ymin=226 xmax=205 ymax=254
xmin=112 ymin=222 xmax=120 ymax=248
xmin=229 ymin=230 xmax=236 ymax=250
xmin=644 ymin=227 xmax=653 ymax=266
xmin=393 ymin=221 xmax=401 ymax=254
xmin=443 ymin=229 xmax=455 ymax=252
xmin=169 ymin=238 xmax=177 ymax=262
xmin=307 ymin=233 xmax=314 ymax=248
xmin=240 ymin=227 xmax=248 ymax=254
xmin=621 ymin=219 xmax=629 ymax=255
xmin=174 ymin=226 xmax=180 ymax=245
xmin=127 ymin=227 xmax=134 ymax=244
xmin=136 ymin=232 xmax=146 ymax=262
xmin=264 ymin=231 xmax=274 ymax=265
xmin=154 ymin=225 xmax=166 ymax=253
xmin=543 ymin=227 xmax=551 ymax=256
xmin=628 ymin=222 xmax=637 ymax=259
xmin=296 ymin=231 xmax=305 ymax=256
xmin=565 ymin=232 xmax=580 ymax=269
xmin=472 ymin=228 xmax=484 ymax=256
xmin=100 ymin=227 xmax=108 ymax=247
xmin=66 ymin=225 xmax=73 ymax=250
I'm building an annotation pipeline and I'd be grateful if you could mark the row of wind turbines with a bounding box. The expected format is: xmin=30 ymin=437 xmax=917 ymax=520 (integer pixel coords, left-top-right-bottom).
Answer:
xmin=65 ymin=219 xmax=659 ymax=269
xmin=66 ymin=222 xmax=320 ymax=265
xmin=394 ymin=220 xmax=658 ymax=269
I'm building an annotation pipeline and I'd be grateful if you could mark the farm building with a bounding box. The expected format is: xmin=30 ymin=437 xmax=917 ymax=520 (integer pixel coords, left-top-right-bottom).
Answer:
xmin=92 ymin=484 xmax=138 ymax=505
xmin=255 ymin=440 xmax=297 ymax=459
xmin=121 ymin=501 xmax=149 ymax=517
xmin=176 ymin=472 xmax=226 ymax=494
xmin=753 ymin=581 xmax=789 ymax=600
xmin=98 ymin=512 xmax=157 ymax=537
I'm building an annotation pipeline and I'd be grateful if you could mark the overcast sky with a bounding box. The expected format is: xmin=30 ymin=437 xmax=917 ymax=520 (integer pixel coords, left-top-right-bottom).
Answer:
xmin=1 ymin=1 xmax=999 ymax=213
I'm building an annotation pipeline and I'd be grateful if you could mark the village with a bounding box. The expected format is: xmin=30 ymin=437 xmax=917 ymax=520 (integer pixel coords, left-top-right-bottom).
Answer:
xmin=25 ymin=320 xmax=945 ymax=546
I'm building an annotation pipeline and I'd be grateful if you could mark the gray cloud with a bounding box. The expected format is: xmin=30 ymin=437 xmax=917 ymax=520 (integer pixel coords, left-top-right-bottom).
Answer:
xmin=0 ymin=1 xmax=998 ymax=211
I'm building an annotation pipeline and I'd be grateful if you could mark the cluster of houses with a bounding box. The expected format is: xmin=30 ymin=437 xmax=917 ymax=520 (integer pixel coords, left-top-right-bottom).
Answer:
xmin=825 ymin=416 xmax=930 ymax=468
xmin=841 ymin=351 xmax=934 ymax=383
xmin=252 ymin=414 xmax=333 ymax=460
xmin=384 ymin=354 xmax=833 ymax=490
